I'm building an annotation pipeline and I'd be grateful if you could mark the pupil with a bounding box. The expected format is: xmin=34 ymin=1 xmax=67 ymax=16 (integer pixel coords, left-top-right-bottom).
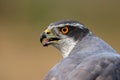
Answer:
xmin=63 ymin=29 xmax=66 ymax=32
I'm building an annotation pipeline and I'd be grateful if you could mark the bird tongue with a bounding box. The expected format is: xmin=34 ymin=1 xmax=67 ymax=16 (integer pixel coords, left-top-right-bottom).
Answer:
xmin=41 ymin=38 xmax=49 ymax=46
xmin=41 ymin=37 xmax=60 ymax=46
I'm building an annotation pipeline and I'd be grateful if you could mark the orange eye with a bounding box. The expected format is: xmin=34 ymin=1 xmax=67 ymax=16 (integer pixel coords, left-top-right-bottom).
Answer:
xmin=60 ymin=26 xmax=69 ymax=34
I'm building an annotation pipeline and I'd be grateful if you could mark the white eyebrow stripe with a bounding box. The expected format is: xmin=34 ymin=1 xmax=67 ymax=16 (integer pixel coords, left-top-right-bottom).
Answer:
xmin=48 ymin=23 xmax=85 ymax=29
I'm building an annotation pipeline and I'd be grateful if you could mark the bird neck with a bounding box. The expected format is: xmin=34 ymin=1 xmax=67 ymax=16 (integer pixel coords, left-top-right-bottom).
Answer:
xmin=69 ymin=32 xmax=117 ymax=57
xmin=53 ymin=32 xmax=116 ymax=58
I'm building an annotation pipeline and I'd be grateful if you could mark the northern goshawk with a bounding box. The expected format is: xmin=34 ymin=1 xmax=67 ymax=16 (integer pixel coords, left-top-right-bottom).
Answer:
xmin=40 ymin=20 xmax=120 ymax=80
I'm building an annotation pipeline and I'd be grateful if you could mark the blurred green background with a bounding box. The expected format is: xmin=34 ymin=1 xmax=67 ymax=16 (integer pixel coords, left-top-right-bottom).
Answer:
xmin=0 ymin=0 xmax=120 ymax=80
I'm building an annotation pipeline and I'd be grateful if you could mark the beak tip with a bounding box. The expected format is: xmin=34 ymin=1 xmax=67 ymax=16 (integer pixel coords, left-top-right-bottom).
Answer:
xmin=40 ymin=32 xmax=49 ymax=47
xmin=40 ymin=32 xmax=47 ymax=42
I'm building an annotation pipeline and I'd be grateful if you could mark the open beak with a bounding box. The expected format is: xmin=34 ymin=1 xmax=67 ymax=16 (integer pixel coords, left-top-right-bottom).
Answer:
xmin=40 ymin=29 xmax=60 ymax=46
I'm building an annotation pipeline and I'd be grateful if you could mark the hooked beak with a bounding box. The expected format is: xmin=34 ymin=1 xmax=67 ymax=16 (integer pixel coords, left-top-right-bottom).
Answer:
xmin=40 ymin=29 xmax=60 ymax=46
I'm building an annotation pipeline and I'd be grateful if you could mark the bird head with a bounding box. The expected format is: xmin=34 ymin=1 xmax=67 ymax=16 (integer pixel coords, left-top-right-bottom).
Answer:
xmin=40 ymin=20 xmax=89 ymax=57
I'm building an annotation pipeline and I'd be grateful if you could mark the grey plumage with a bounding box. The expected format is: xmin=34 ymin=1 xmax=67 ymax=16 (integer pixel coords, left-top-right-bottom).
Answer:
xmin=40 ymin=20 xmax=120 ymax=80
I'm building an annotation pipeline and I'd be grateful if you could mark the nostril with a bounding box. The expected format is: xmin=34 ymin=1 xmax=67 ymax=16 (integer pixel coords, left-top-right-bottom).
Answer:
xmin=46 ymin=32 xmax=51 ymax=34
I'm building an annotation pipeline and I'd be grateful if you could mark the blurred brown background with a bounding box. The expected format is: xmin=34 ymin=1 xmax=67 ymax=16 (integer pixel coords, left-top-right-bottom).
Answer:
xmin=0 ymin=0 xmax=120 ymax=80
